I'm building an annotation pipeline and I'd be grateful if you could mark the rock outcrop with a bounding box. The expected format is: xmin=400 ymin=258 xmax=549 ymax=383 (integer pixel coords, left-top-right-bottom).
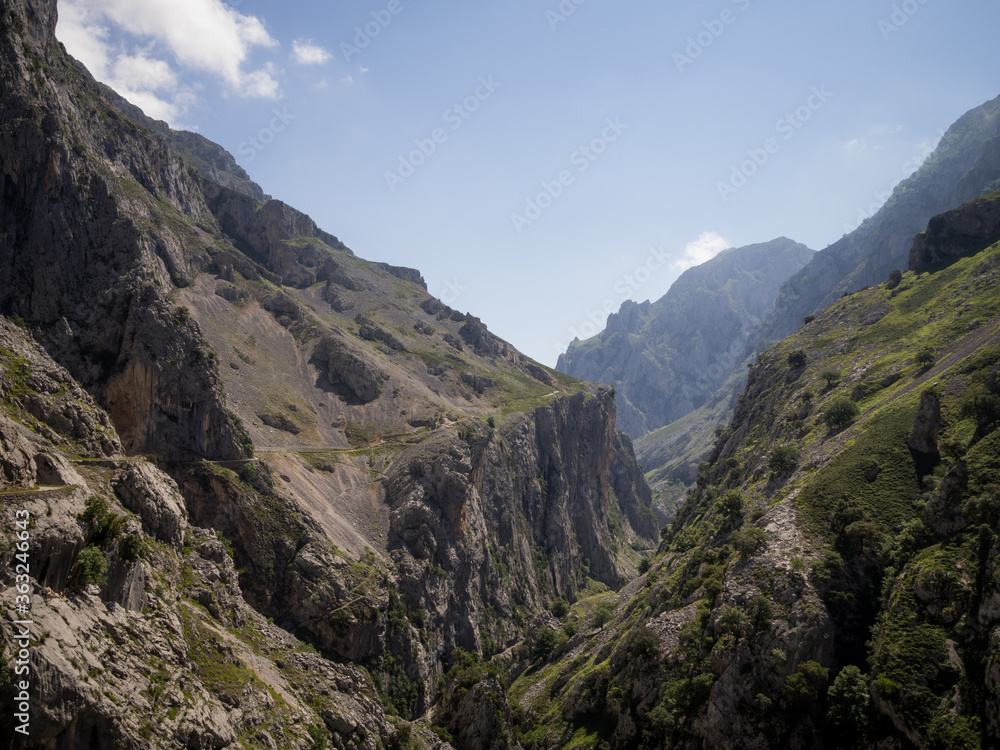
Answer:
xmin=909 ymin=190 xmax=1000 ymax=270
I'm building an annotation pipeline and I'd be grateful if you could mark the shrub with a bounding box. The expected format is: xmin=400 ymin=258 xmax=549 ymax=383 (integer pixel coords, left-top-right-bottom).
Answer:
xmin=785 ymin=660 xmax=829 ymax=705
xmin=718 ymin=605 xmax=748 ymax=638
xmin=81 ymin=496 xmax=123 ymax=547
xmin=886 ymin=269 xmax=903 ymax=289
xmin=120 ymin=533 xmax=146 ymax=563
xmin=768 ymin=445 xmax=800 ymax=474
xmin=533 ymin=627 xmax=557 ymax=661
xmin=550 ymin=598 xmax=569 ymax=619
xmin=820 ymin=370 xmax=842 ymax=389
xmin=960 ymin=384 xmax=1000 ymax=434
xmin=718 ymin=490 xmax=744 ymax=517
xmin=788 ymin=350 xmax=807 ymax=368
xmin=628 ymin=625 xmax=660 ymax=660
xmin=590 ymin=600 xmax=616 ymax=630
xmin=802 ymin=315 xmax=816 ymax=325
xmin=731 ymin=527 xmax=768 ymax=558
xmin=827 ymin=665 xmax=869 ymax=745
xmin=74 ymin=546 xmax=107 ymax=588
xmin=638 ymin=557 xmax=652 ymax=574
xmin=824 ymin=397 xmax=860 ymax=429
xmin=915 ymin=349 xmax=936 ymax=368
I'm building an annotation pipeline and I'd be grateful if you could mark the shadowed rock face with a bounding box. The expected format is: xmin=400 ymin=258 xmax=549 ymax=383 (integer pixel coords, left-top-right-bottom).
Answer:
xmin=909 ymin=191 xmax=1000 ymax=270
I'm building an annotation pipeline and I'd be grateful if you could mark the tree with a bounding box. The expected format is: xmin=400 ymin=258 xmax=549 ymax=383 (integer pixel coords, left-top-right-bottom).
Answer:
xmin=825 ymin=397 xmax=860 ymax=429
xmin=638 ymin=557 xmax=652 ymax=574
xmin=718 ymin=490 xmax=744 ymax=518
xmin=915 ymin=349 xmax=936 ymax=368
xmin=73 ymin=546 xmax=107 ymax=588
xmin=960 ymin=384 xmax=1000 ymax=435
xmin=731 ymin=527 xmax=768 ymax=558
xmin=820 ymin=370 xmax=842 ymax=389
xmin=769 ymin=444 xmax=800 ymax=474
xmin=785 ymin=660 xmax=829 ymax=706
xmin=718 ymin=605 xmax=748 ymax=638
xmin=533 ymin=627 xmax=557 ymax=661
xmin=827 ymin=665 xmax=869 ymax=746
xmin=590 ymin=600 xmax=616 ymax=630
xmin=550 ymin=598 xmax=569 ymax=619
xmin=628 ymin=625 xmax=660 ymax=659
xmin=886 ymin=269 xmax=903 ymax=290
xmin=788 ymin=350 xmax=807 ymax=368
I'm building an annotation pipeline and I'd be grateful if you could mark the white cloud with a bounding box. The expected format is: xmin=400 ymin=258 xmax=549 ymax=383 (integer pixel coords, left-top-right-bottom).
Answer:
xmin=56 ymin=0 xmax=281 ymax=107
xmin=844 ymin=137 xmax=863 ymax=153
xmin=292 ymin=39 xmax=331 ymax=65
xmin=673 ymin=232 xmax=730 ymax=272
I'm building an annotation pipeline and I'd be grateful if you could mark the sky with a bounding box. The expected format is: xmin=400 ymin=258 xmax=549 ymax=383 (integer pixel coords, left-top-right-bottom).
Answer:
xmin=56 ymin=0 xmax=1000 ymax=366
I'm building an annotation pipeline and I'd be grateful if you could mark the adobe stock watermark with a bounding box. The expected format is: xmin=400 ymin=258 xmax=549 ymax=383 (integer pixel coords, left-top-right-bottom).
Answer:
xmin=546 ymin=0 xmax=595 ymax=30
xmin=510 ymin=117 xmax=627 ymax=233
xmin=840 ymin=129 xmax=944 ymax=235
xmin=674 ymin=0 xmax=752 ymax=73
xmin=716 ymin=85 xmax=833 ymax=202
xmin=438 ymin=278 xmax=467 ymax=307
xmin=879 ymin=0 xmax=931 ymax=40
xmin=238 ymin=108 xmax=296 ymax=163
xmin=384 ymin=76 xmax=501 ymax=192
xmin=341 ymin=0 xmax=408 ymax=62
xmin=553 ymin=246 xmax=670 ymax=358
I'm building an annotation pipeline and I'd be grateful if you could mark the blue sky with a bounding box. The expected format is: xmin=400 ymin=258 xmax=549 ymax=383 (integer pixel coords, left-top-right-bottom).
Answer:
xmin=57 ymin=0 xmax=1000 ymax=366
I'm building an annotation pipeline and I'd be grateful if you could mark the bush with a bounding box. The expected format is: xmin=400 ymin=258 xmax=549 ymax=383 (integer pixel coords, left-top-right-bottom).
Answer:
xmin=533 ymin=627 xmax=557 ymax=661
xmin=824 ymin=397 xmax=860 ymax=429
xmin=785 ymin=660 xmax=829 ymax=705
xmin=960 ymin=384 xmax=1000 ymax=434
xmin=120 ymin=533 xmax=146 ymax=563
xmin=827 ymin=665 xmax=869 ymax=745
xmin=788 ymin=350 xmax=807 ymax=368
xmin=886 ymin=269 xmax=903 ymax=289
xmin=915 ymin=349 xmax=936 ymax=368
xmin=820 ymin=370 xmax=842 ymax=389
xmin=802 ymin=315 xmax=816 ymax=325
xmin=590 ymin=600 xmax=616 ymax=630
xmin=550 ymin=598 xmax=569 ymax=619
xmin=768 ymin=445 xmax=800 ymax=474
xmin=718 ymin=490 xmax=744 ymax=517
xmin=81 ymin=496 xmax=123 ymax=547
xmin=628 ymin=625 xmax=660 ymax=659
xmin=74 ymin=546 xmax=107 ymax=588
xmin=718 ymin=605 xmax=748 ymax=638
xmin=638 ymin=557 xmax=652 ymax=574
xmin=731 ymin=527 xmax=768 ymax=558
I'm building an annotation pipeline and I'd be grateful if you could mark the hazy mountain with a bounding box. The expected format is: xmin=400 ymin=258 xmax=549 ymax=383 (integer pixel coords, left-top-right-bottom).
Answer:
xmin=557 ymin=238 xmax=814 ymax=438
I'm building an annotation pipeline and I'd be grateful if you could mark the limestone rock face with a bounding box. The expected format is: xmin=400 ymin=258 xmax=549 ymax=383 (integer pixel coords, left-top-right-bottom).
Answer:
xmin=909 ymin=191 xmax=1000 ymax=270
xmin=313 ymin=335 xmax=388 ymax=404
xmin=908 ymin=389 xmax=942 ymax=457
xmin=113 ymin=462 xmax=188 ymax=548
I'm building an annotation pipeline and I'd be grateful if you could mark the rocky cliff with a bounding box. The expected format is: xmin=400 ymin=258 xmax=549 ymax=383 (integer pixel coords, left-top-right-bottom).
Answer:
xmin=557 ymin=238 xmax=814 ymax=438
xmin=0 ymin=0 xmax=657 ymax=746
xmin=510 ymin=201 xmax=1000 ymax=749
xmin=758 ymin=94 xmax=1000 ymax=345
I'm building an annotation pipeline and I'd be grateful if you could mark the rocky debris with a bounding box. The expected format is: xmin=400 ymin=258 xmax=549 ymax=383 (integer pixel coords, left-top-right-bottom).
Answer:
xmin=373 ymin=262 xmax=427 ymax=290
xmin=113 ymin=462 xmax=188 ymax=548
xmin=460 ymin=373 xmax=496 ymax=394
xmin=215 ymin=283 xmax=249 ymax=302
xmin=259 ymin=412 xmax=304 ymax=435
xmin=525 ymin=362 xmax=555 ymax=386
xmin=313 ymin=336 xmax=387 ymax=404
xmin=359 ymin=324 xmax=406 ymax=352
xmin=414 ymin=321 xmax=434 ymax=336
xmin=443 ymin=334 xmax=464 ymax=352
xmin=262 ymin=291 xmax=306 ymax=328
xmin=421 ymin=299 xmax=447 ymax=316
xmin=909 ymin=191 xmax=1000 ymax=271
xmin=328 ymin=261 xmax=366 ymax=292
xmin=323 ymin=281 xmax=355 ymax=312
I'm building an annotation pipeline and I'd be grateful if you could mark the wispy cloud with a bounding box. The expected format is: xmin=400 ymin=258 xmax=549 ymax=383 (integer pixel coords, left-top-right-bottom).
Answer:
xmin=57 ymin=0 xmax=281 ymax=124
xmin=292 ymin=39 xmax=331 ymax=66
xmin=673 ymin=231 xmax=730 ymax=271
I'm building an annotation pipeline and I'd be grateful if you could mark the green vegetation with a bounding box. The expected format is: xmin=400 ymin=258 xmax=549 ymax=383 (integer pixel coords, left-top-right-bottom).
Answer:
xmin=72 ymin=545 xmax=107 ymax=588
xmin=823 ymin=396 xmax=860 ymax=429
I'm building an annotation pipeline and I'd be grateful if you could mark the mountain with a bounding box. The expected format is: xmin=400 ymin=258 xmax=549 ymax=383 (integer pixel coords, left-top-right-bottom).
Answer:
xmin=512 ymin=194 xmax=1000 ymax=749
xmin=0 ymin=0 xmax=657 ymax=746
xmin=557 ymin=238 xmax=814 ymax=438
xmin=759 ymin=94 xmax=1000 ymax=344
